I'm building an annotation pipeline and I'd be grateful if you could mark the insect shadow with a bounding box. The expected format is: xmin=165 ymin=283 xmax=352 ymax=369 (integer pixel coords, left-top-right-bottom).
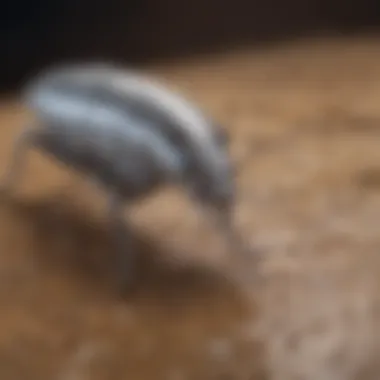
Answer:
xmin=0 ymin=193 xmax=249 ymax=307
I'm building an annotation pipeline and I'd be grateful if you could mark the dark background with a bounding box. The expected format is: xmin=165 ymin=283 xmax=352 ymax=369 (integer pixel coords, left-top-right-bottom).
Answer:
xmin=1 ymin=0 xmax=380 ymax=90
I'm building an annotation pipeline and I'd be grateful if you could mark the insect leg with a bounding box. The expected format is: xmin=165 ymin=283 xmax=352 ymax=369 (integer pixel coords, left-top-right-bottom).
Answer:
xmin=0 ymin=126 xmax=40 ymax=194
xmin=106 ymin=191 xmax=137 ymax=288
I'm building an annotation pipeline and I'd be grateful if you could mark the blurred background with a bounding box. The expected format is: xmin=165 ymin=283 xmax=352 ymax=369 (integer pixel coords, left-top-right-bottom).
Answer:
xmin=1 ymin=0 xmax=380 ymax=89
xmin=1 ymin=1 xmax=380 ymax=380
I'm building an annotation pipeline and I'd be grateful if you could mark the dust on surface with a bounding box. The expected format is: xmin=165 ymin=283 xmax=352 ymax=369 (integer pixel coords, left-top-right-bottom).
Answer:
xmin=1 ymin=34 xmax=380 ymax=380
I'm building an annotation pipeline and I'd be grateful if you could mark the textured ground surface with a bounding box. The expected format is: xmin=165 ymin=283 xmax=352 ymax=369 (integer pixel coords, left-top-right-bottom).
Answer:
xmin=0 ymin=34 xmax=380 ymax=380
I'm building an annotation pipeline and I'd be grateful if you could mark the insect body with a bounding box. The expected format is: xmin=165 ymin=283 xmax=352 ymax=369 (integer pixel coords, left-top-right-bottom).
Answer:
xmin=1 ymin=62 xmax=247 ymax=283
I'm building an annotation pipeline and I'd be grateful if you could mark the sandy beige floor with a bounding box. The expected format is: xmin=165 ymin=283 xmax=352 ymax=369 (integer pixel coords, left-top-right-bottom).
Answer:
xmin=0 ymin=34 xmax=380 ymax=380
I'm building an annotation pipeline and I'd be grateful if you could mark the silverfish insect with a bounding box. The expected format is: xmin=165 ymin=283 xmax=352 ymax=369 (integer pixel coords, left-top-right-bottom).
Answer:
xmin=0 ymin=62 xmax=251 ymax=283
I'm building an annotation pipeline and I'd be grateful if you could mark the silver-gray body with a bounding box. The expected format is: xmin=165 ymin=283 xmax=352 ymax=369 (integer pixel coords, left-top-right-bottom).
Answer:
xmin=30 ymin=90 xmax=186 ymax=201
xmin=22 ymin=65 xmax=232 ymax=205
